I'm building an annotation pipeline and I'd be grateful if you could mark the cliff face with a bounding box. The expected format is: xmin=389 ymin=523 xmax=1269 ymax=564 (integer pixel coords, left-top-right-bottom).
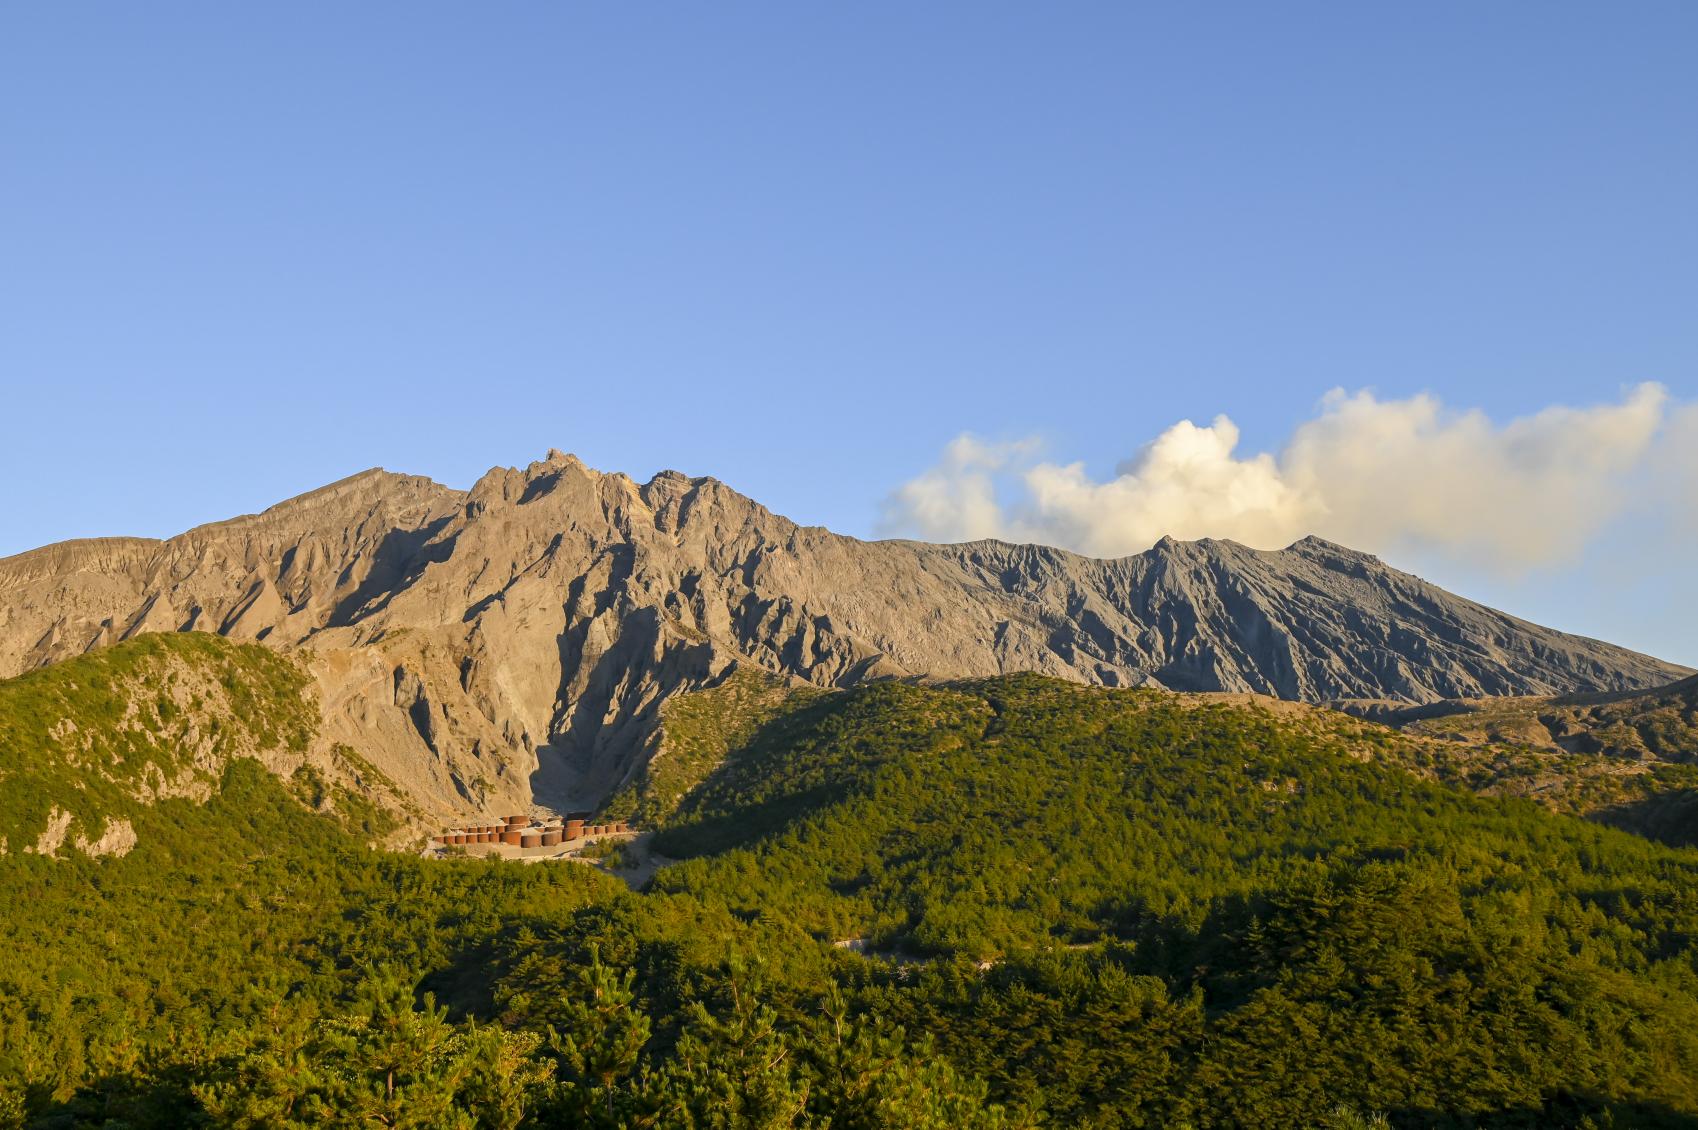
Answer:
xmin=1 ymin=449 xmax=1687 ymax=816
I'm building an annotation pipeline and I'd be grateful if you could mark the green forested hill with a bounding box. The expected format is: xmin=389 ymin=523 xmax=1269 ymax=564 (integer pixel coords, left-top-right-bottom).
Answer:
xmin=0 ymin=638 xmax=625 ymax=1126
xmin=4 ymin=642 xmax=1698 ymax=1127
xmin=647 ymin=677 xmax=1698 ymax=1124
xmin=0 ymin=640 xmax=1002 ymax=1128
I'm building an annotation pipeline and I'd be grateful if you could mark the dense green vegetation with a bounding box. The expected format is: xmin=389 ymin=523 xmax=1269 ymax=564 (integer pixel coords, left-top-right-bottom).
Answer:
xmin=5 ymin=639 xmax=1698 ymax=1127
xmin=647 ymin=677 xmax=1698 ymax=1124
xmin=0 ymin=757 xmax=1000 ymax=1128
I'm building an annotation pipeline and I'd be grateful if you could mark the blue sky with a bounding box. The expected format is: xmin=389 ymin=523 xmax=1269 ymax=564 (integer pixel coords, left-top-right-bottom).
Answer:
xmin=2 ymin=4 xmax=1694 ymax=664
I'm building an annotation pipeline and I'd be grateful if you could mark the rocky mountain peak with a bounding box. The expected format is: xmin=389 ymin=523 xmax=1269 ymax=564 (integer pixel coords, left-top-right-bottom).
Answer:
xmin=0 ymin=452 xmax=1688 ymax=819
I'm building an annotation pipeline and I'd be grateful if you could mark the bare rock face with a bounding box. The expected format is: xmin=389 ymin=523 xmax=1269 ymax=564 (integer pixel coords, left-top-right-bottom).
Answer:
xmin=1 ymin=450 xmax=1688 ymax=817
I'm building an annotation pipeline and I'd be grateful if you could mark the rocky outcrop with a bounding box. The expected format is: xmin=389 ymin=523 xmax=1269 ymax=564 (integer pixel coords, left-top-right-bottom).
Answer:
xmin=74 ymin=817 xmax=137 ymax=859
xmin=1 ymin=449 xmax=1688 ymax=816
xmin=1334 ymin=672 xmax=1698 ymax=763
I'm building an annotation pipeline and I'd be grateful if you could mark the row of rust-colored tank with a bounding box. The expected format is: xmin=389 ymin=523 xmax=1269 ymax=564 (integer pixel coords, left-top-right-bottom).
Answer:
xmin=563 ymin=819 xmax=632 ymax=838
xmin=433 ymin=816 xmax=634 ymax=848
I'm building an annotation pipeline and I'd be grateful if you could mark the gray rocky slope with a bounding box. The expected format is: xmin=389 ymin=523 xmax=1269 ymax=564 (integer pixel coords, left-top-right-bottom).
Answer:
xmin=1 ymin=450 xmax=1687 ymax=817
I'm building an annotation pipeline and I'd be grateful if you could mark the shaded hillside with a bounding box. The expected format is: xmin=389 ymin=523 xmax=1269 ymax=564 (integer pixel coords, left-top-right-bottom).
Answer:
xmin=1 ymin=451 xmax=1687 ymax=814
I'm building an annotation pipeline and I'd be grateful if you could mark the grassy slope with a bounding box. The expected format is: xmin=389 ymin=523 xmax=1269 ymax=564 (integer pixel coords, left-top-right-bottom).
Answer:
xmin=0 ymin=633 xmax=316 ymax=851
xmin=601 ymin=666 xmax=826 ymax=825
xmin=0 ymin=633 xmax=425 ymax=854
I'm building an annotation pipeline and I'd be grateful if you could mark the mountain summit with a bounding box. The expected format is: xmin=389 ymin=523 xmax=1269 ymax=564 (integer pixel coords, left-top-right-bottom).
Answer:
xmin=1 ymin=451 xmax=1686 ymax=814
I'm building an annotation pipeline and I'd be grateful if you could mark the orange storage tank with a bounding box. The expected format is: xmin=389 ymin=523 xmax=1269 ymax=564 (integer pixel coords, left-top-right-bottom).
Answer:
xmin=504 ymin=814 xmax=526 ymax=825
xmin=565 ymin=819 xmax=585 ymax=839
xmin=520 ymin=833 xmax=540 ymax=848
xmin=541 ymin=828 xmax=562 ymax=846
xmin=501 ymin=830 xmax=523 ymax=845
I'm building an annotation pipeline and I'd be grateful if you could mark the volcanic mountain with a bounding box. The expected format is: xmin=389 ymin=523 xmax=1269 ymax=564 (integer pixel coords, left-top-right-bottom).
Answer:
xmin=1 ymin=449 xmax=1686 ymax=816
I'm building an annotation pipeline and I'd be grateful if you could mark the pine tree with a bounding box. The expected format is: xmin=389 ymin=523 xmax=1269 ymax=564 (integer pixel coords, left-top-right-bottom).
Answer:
xmin=196 ymin=966 xmax=554 ymax=1129
xmin=806 ymin=990 xmax=1011 ymax=1129
xmin=546 ymin=944 xmax=654 ymax=1127
xmin=654 ymin=959 xmax=809 ymax=1129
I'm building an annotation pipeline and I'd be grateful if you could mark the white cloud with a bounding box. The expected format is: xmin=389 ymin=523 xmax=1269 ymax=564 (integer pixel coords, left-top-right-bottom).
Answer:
xmin=879 ymin=435 xmax=1034 ymax=543
xmin=881 ymin=383 xmax=1686 ymax=573
xmin=1662 ymin=402 xmax=1698 ymax=539
xmin=1015 ymin=417 xmax=1319 ymax=557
